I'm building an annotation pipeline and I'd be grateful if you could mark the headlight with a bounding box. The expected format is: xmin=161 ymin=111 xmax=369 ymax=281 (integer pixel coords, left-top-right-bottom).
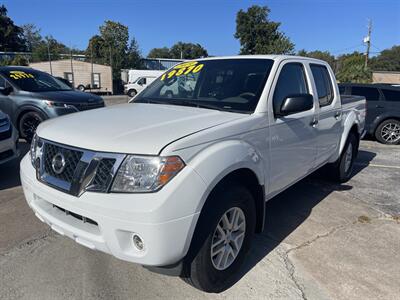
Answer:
xmin=111 ymin=155 xmax=185 ymax=193
xmin=44 ymin=100 xmax=75 ymax=109
xmin=30 ymin=133 xmax=43 ymax=168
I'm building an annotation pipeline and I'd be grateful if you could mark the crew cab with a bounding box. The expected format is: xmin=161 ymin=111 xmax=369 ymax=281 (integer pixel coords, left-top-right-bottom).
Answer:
xmin=21 ymin=56 xmax=365 ymax=293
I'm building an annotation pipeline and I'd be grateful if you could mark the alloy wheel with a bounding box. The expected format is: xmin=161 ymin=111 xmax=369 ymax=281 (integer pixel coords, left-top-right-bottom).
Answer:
xmin=210 ymin=207 xmax=246 ymax=271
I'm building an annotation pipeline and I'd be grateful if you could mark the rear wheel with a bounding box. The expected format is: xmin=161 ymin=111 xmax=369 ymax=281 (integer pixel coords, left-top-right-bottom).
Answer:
xmin=375 ymin=119 xmax=400 ymax=145
xmin=328 ymin=132 xmax=358 ymax=183
xmin=181 ymin=184 xmax=256 ymax=293
xmin=19 ymin=111 xmax=45 ymax=143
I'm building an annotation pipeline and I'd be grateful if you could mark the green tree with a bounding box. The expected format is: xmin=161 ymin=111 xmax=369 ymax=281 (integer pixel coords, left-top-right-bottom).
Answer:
xmin=22 ymin=24 xmax=42 ymax=52
xmin=336 ymin=52 xmax=371 ymax=83
xmin=234 ymin=5 xmax=294 ymax=55
xmin=99 ymin=20 xmax=129 ymax=79
xmin=169 ymin=42 xmax=208 ymax=59
xmin=0 ymin=5 xmax=26 ymax=51
xmin=148 ymin=47 xmax=171 ymax=58
xmin=30 ymin=36 xmax=69 ymax=62
xmin=86 ymin=35 xmax=107 ymax=65
xmin=126 ymin=37 xmax=143 ymax=69
xmin=297 ymin=49 xmax=336 ymax=71
xmin=369 ymin=45 xmax=400 ymax=71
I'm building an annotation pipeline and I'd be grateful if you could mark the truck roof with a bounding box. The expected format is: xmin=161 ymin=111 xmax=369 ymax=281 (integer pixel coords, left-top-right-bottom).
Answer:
xmin=192 ymin=55 xmax=328 ymax=64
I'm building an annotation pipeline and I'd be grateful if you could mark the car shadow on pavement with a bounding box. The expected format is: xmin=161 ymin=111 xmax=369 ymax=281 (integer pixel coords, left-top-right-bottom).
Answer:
xmin=228 ymin=149 xmax=376 ymax=289
xmin=0 ymin=140 xmax=30 ymax=191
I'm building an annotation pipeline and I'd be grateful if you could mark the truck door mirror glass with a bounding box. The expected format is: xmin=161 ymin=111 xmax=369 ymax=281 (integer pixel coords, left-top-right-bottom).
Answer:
xmin=277 ymin=94 xmax=313 ymax=117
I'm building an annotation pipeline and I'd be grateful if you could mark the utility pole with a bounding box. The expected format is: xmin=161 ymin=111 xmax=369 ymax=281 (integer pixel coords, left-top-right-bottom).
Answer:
xmin=47 ymin=39 xmax=53 ymax=75
xmin=364 ymin=19 xmax=372 ymax=69
xmin=70 ymin=49 xmax=75 ymax=87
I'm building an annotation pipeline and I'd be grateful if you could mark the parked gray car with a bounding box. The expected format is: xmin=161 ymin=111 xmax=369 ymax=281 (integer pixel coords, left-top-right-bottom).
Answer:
xmin=0 ymin=110 xmax=19 ymax=164
xmin=0 ymin=66 xmax=104 ymax=142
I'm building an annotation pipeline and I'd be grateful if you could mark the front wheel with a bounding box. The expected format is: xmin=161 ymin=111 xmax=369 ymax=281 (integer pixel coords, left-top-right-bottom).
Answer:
xmin=128 ymin=89 xmax=137 ymax=97
xmin=181 ymin=185 xmax=256 ymax=293
xmin=328 ymin=133 xmax=358 ymax=183
xmin=375 ymin=119 xmax=400 ymax=145
xmin=19 ymin=111 xmax=45 ymax=143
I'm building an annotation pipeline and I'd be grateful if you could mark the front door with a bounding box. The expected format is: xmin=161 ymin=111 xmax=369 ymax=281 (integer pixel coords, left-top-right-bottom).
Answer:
xmin=268 ymin=61 xmax=318 ymax=195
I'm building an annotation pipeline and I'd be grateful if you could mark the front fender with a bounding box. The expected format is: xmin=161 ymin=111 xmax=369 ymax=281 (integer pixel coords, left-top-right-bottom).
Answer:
xmin=186 ymin=139 xmax=265 ymax=212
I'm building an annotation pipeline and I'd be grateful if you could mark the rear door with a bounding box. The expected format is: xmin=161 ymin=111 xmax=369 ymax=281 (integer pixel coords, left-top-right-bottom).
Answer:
xmin=268 ymin=61 xmax=318 ymax=194
xmin=310 ymin=64 xmax=342 ymax=165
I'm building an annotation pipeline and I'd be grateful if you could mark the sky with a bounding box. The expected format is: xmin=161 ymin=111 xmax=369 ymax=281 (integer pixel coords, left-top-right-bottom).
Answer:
xmin=2 ymin=0 xmax=400 ymax=57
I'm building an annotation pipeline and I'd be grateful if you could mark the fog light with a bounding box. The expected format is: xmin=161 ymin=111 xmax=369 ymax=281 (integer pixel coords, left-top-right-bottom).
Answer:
xmin=132 ymin=234 xmax=144 ymax=251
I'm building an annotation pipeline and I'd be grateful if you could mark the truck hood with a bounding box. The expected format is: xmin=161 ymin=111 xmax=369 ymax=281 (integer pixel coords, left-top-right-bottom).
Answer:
xmin=37 ymin=103 xmax=246 ymax=154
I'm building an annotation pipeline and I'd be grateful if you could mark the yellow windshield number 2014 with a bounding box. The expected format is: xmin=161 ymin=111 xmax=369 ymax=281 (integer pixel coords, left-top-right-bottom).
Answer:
xmin=9 ymin=71 xmax=35 ymax=80
xmin=161 ymin=62 xmax=204 ymax=81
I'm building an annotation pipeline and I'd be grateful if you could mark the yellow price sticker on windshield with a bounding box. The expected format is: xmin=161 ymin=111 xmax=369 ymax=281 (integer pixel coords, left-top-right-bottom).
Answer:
xmin=161 ymin=61 xmax=204 ymax=81
xmin=9 ymin=71 xmax=35 ymax=80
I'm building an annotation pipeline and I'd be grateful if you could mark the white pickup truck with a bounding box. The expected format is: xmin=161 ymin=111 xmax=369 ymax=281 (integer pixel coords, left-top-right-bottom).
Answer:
xmin=21 ymin=56 xmax=366 ymax=293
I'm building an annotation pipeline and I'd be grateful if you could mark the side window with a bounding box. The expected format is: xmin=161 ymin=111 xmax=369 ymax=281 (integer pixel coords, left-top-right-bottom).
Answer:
xmin=351 ymin=87 xmax=380 ymax=101
xmin=310 ymin=64 xmax=334 ymax=107
xmin=382 ymin=89 xmax=400 ymax=102
xmin=273 ymin=63 xmax=309 ymax=113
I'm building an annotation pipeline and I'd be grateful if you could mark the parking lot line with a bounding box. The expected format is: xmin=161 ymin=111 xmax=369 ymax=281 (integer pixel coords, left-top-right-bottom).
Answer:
xmin=355 ymin=162 xmax=400 ymax=169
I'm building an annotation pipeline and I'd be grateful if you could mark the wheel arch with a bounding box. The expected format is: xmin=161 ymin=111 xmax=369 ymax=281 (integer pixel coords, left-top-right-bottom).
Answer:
xmin=370 ymin=114 xmax=400 ymax=135
xmin=16 ymin=105 xmax=48 ymax=128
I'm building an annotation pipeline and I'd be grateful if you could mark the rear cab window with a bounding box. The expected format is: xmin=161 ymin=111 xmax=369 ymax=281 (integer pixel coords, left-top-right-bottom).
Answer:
xmin=310 ymin=64 xmax=334 ymax=107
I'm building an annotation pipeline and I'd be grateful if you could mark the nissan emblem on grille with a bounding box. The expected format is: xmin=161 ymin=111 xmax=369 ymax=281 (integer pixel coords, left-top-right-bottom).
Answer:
xmin=51 ymin=152 xmax=66 ymax=175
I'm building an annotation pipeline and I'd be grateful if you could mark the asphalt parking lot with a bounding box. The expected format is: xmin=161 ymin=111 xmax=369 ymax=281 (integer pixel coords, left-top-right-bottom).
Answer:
xmin=0 ymin=99 xmax=399 ymax=299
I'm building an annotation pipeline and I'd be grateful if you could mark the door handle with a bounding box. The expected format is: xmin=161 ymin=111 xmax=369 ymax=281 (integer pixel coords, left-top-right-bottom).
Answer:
xmin=310 ymin=119 xmax=318 ymax=127
xmin=375 ymin=105 xmax=384 ymax=109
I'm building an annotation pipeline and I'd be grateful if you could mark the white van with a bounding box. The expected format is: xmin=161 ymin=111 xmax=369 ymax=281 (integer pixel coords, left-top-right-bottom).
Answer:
xmin=124 ymin=75 xmax=160 ymax=97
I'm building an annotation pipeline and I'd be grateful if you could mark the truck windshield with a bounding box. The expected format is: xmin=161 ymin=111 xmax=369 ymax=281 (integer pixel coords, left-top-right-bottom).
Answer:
xmin=134 ymin=59 xmax=274 ymax=113
xmin=2 ymin=69 xmax=72 ymax=92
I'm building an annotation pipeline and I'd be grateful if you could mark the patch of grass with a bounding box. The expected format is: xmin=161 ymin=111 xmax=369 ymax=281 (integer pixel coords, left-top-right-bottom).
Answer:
xmin=358 ymin=215 xmax=371 ymax=224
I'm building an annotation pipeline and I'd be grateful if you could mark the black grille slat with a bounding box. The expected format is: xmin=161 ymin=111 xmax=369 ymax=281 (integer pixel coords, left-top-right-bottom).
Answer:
xmin=90 ymin=158 xmax=116 ymax=191
xmin=43 ymin=143 xmax=83 ymax=182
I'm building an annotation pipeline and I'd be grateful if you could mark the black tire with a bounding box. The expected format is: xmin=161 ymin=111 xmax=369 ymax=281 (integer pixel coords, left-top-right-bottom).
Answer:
xmin=128 ymin=89 xmax=137 ymax=97
xmin=181 ymin=184 xmax=256 ymax=293
xmin=375 ymin=119 xmax=400 ymax=145
xmin=328 ymin=133 xmax=358 ymax=183
xmin=19 ymin=111 xmax=45 ymax=143
xmin=77 ymin=85 xmax=85 ymax=92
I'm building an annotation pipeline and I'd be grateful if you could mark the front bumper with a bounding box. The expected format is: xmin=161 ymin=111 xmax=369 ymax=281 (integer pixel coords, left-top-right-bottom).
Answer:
xmin=0 ymin=124 xmax=19 ymax=164
xmin=20 ymin=154 xmax=206 ymax=266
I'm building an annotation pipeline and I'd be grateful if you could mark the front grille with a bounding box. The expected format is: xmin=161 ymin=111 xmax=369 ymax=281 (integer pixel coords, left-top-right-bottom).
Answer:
xmin=89 ymin=158 xmax=116 ymax=191
xmin=43 ymin=143 xmax=83 ymax=182
xmin=0 ymin=125 xmax=12 ymax=140
xmin=37 ymin=139 xmax=125 ymax=196
xmin=0 ymin=149 xmax=14 ymax=161
xmin=74 ymin=102 xmax=104 ymax=111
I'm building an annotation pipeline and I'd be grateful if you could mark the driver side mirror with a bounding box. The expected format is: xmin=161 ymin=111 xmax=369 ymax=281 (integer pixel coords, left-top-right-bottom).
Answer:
xmin=276 ymin=94 xmax=314 ymax=117
xmin=0 ymin=86 xmax=13 ymax=96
